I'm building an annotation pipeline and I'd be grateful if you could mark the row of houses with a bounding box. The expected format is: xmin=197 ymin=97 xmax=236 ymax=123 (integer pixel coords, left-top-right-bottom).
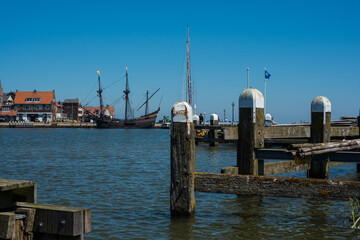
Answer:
xmin=0 ymin=81 xmax=114 ymax=122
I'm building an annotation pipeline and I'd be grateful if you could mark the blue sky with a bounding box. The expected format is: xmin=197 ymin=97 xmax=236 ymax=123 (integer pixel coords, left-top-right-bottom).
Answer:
xmin=1 ymin=0 xmax=359 ymax=123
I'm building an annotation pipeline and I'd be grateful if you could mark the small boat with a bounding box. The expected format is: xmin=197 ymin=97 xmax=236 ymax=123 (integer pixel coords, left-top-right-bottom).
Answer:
xmin=94 ymin=68 xmax=160 ymax=128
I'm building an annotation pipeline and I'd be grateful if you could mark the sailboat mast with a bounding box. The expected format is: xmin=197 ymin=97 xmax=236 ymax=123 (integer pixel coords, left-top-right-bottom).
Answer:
xmin=145 ymin=88 xmax=149 ymax=115
xmin=97 ymin=71 xmax=104 ymax=117
xmin=186 ymin=25 xmax=192 ymax=108
xmin=124 ymin=66 xmax=130 ymax=121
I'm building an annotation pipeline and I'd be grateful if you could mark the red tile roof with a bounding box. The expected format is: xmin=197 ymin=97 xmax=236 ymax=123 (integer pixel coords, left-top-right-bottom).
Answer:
xmin=14 ymin=91 xmax=55 ymax=104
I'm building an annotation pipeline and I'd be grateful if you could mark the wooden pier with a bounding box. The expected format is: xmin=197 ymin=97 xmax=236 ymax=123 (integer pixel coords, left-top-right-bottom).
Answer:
xmin=170 ymin=89 xmax=360 ymax=217
xmin=0 ymin=178 xmax=91 ymax=239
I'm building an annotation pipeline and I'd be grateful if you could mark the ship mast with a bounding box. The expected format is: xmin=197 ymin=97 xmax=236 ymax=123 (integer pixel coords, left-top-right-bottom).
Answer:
xmin=124 ymin=66 xmax=130 ymax=121
xmin=97 ymin=71 xmax=104 ymax=117
xmin=145 ymin=88 xmax=149 ymax=115
xmin=186 ymin=25 xmax=192 ymax=108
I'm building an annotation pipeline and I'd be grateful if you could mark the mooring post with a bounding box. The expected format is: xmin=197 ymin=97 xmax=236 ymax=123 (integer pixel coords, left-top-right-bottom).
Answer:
xmin=308 ymin=96 xmax=331 ymax=179
xmin=237 ymin=89 xmax=264 ymax=175
xmin=209 ymin=113 xmax=219 ymax=146
xmin=170 ymin=101 xmax=195 ymax=217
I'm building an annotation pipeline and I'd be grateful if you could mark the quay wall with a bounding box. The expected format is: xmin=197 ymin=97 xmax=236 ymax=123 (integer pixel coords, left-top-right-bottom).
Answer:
xmin=0 ymin=122 xmax=96 ymax=128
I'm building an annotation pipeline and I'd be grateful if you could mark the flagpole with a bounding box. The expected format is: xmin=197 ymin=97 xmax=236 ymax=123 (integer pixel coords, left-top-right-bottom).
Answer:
xmin=264 ymin=67 xmax=266 ymax=116
xmin=247 ymin=67 xmax=249 ymax=88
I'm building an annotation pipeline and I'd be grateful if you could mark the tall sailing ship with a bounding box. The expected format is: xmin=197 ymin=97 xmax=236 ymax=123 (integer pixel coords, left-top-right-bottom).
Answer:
xmin=94 ymin=67 xmax=160 ymax=128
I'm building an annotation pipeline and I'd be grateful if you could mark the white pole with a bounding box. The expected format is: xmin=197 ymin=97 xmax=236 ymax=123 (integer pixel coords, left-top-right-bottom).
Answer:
xmin=247 ymin=67 xmax=249 ymax=89
xmin=264 ymin=67 xmax=266 ymax=116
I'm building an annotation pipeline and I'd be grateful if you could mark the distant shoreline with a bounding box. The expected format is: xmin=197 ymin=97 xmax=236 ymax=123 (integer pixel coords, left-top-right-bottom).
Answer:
xmin=0 ymin=122 xmax=166 ymax=129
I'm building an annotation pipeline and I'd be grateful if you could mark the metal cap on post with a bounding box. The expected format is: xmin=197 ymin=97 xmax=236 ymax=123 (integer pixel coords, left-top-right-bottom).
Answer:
xmin=193 ymin=114 xmax=199 ymax=126
xmin=309 ymin=96 xmax=331 ymax=179
xmin=210 ymin=113 xmax=219 ymax=126
xmin=237 ymin=89 xmax=264 ymax=175
xmin=170 ymin=101 xmax=195 ymax=217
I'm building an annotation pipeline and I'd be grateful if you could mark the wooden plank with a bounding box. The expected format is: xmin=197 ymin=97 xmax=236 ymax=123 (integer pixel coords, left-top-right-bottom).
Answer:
xmin=223 ymin=127 xmax=238 ymax=140
xmin=0 ymin=180 xmax=36 ymax=209
xmin=264 ymin=161 xmax=310 ymax=175
xmin=264 ymin=125 xmax=310 ymax=139
xmin=196 ymin=126 xmax=359 ymax=142
xmin=194 ymin=172 xmax=360 ymax=200
xmin=331 ymin=126 xmax=359 ymax=138
xmin=16 ymin=202 xmax=90 ymax=237
xmin=0 ymin=179 xmax=35 ymax=191
xmin=0 ymin=212 xmax=15 ymax=239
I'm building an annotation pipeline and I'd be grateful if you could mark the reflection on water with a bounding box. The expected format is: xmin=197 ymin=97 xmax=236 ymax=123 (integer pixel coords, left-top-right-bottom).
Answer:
xmin=0 ymin=128 xmax=357 ymax=239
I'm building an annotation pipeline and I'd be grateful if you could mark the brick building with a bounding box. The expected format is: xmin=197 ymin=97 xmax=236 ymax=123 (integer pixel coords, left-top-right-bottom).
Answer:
xmin=63 ymin=99 xmax=83 ymax=121
xmin=14 ymin=90 xmax=57 ymax=122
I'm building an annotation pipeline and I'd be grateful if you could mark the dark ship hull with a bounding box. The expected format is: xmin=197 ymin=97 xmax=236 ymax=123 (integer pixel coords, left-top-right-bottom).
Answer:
xmin=95 ymin=108 xmax=159 ymax=129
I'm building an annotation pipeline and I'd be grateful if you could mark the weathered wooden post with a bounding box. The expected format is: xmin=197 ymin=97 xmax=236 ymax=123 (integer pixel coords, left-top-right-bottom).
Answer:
xmin=170 ymin=102 xmax=195 ymax=217
xmin=209 ymin=113 xmax=219 ymax=147
xmin=308 ymin=96 xmax=331 ymax=179
xmin=237 ymin=89 xmax=264 ymax=175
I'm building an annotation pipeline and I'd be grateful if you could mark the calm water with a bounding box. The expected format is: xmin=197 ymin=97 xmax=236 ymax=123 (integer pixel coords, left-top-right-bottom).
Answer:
xmin=0 ymin=128 xmax=358 ymax=239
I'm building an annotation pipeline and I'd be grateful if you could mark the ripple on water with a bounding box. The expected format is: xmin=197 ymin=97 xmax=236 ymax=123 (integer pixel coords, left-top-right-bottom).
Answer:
xmin=0 ymin=128 xmax=358 ymax=239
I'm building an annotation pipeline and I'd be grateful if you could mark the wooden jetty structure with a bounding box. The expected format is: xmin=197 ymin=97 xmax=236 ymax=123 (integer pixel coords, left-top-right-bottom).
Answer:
xmin=0 ymin=178 xmax=91 ymax=239
xmin=170 ymin=89 xmax=360 ymax=217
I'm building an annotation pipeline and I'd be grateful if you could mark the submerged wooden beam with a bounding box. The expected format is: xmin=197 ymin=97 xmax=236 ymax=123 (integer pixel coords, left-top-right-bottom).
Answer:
xmin=195 ymin=172 xmax=360 ymax=200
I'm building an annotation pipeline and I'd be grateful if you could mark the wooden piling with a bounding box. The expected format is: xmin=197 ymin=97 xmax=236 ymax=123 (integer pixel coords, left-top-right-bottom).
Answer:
xmin=170 ymin=102 xmax=195 ymax=217
xmin=308 ymin=96 xmax=331 ymax=179
xmin=237 ymin=89 xmax=264 ymax=175
xmin=209 ymin=114 xmax=219 ymax=146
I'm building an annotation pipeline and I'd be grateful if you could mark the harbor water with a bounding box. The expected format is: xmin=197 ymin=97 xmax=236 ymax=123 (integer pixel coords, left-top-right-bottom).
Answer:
xmin=0 ymin=128 xmax=358 ymax=239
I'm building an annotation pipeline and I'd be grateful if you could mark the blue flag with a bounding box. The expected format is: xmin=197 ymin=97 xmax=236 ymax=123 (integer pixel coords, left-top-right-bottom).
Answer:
xmin=265 ymin=70 xmax=271 ymax=79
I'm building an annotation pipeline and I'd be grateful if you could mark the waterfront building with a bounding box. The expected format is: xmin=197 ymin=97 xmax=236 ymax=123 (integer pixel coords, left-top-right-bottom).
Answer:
xmin=14 ymin=90 xmax=57 ymax=122
xmin=0 ymin=80 xmax=3 ymax=106
xmin=63 ymin=98 xmax=83 ymax=121
xmin=0 ymin=81 xmax=17 ymax=122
